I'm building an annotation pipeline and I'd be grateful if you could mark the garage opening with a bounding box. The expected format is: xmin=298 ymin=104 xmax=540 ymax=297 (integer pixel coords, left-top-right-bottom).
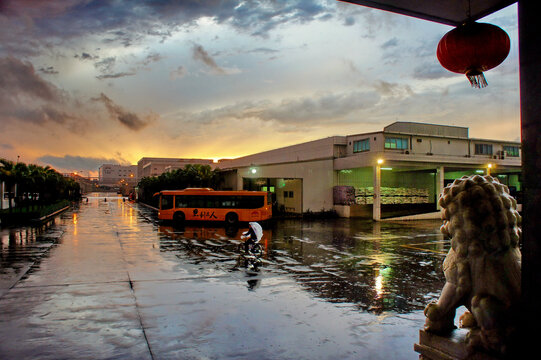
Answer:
xmin=243 ymin=177 xmax=303 ymax=214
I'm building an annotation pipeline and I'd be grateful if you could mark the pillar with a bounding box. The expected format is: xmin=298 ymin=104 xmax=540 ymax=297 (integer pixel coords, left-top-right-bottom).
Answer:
xmin=373 ymin=163 xmax=381 ymax=221
xmin=436 ymin=166 xmax=444 ymax=210
xmin=518 ymin=0 xmax=541 ymax=351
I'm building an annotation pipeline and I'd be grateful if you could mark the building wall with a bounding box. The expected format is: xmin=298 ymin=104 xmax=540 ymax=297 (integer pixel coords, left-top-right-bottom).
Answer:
xmin=99 ymin=164 xmax=137 ymax=186
xmin=217 ymin=122 xmax=521 ymax=218
xmin=227 ymin=159 xmax=335 ymax=213
xmin=222 ymin=136 xmax=347 ymax=168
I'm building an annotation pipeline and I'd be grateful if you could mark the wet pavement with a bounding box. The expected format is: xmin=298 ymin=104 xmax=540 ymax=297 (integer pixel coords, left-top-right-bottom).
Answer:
xmin=0 ymin=194 xmax=452 ymax=359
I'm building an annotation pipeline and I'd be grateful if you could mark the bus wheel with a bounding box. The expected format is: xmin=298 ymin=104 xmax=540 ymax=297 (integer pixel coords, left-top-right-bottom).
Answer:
xmin=225 ymin=212 xmax=238 ymax=225
xmin=173 ymin=211 xmax=185 ymax=226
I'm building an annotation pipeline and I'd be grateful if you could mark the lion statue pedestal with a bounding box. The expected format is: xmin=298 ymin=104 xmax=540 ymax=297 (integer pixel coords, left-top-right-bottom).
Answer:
xmin=415 ymin=175 xmax=521 ymax=359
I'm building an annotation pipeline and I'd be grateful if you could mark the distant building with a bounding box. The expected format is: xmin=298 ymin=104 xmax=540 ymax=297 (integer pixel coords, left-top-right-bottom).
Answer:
xmin=136 ymin=157 xmax=215 ymax=180
xmin=64 ymin=173 xmax=99 ymax=193
xmin=219 ymin=122 xmax=521 ymax=219
xmin=99 ymin=164 xmax=137 ymax=187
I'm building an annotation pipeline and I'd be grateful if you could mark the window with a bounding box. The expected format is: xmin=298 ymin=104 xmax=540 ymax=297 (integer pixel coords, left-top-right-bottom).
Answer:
xmin=173 ymin=195 xmax=264 ymax=209
xmin=475 ymin=144 xmax=493 ymax=155
xmin=503 ymin=145 xmax=520 ymax=157
xmin=161 ymin=195 xmax=174 ymax=210
xmin=353 ymin=138 xmax=370 ymax=153
xmin=384 ymin=137 xmax=408 ymax=150
xmin=284 ymin=191 xmax=294 ymax=198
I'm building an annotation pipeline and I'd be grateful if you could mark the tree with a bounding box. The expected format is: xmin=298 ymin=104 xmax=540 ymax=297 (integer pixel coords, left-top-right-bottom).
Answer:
xmin=0 ymin=159 xmax=16 ymax=212
xmin=137 ymin=164 xmax=222 ymax=205
xmin=0 ymin=159 xmax=81 ymax=213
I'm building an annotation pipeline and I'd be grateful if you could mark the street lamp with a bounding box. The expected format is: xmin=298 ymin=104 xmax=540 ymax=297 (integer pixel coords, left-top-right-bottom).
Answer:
xmin=487 ymin=163 xmax=493 ymax=175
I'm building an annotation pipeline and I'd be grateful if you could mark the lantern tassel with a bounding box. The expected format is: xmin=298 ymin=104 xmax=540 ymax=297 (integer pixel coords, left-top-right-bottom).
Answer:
xmin=466 ymin=70 xmax=488 ymax=88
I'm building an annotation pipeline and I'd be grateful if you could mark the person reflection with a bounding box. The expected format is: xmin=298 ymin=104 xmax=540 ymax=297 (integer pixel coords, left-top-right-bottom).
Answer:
xmin=247 ymin=277 xmax=261 ymax=291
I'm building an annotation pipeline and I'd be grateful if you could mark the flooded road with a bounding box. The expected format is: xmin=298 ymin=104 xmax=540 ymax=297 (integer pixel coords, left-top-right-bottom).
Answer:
xmin=0 ymin=194 xmax=450 ymax=359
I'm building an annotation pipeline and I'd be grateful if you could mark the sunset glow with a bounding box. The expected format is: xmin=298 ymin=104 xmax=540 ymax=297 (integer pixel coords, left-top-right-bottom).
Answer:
xmin=0 ymin=1 xmax=519 ymax=175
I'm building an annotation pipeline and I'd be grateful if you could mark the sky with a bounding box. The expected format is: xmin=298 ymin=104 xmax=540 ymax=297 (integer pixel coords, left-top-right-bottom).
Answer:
xmin=0 ymin=0 xmax=520 ymax=176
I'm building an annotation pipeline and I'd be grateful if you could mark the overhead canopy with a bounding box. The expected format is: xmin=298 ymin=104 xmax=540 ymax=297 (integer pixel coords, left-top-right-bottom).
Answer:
xmin=339 ymin=0 xmax=517 ymax=26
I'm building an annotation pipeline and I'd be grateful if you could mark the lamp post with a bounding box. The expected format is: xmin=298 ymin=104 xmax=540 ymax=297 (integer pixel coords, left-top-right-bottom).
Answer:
xmin=373 ymin=159 xmax=384 ymax=221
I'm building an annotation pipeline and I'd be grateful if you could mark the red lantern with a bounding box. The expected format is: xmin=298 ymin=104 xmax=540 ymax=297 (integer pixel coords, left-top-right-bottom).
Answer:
xmin=437 ymin=22 xmax=510 ymax=88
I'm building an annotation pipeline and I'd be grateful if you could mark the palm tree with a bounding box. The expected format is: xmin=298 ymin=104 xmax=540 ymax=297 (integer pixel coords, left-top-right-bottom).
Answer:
xmin=13 ymin=162 xmax=30 ymax=210
xmin=27 ymin=164 xmax=47 ymax=210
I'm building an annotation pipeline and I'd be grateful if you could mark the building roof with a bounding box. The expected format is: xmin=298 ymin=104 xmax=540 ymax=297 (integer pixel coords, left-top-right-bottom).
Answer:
xmin=339 ymin=0 xmax=516 ymax=26
xmin=384 ymin=122 xmax=469 ymax=138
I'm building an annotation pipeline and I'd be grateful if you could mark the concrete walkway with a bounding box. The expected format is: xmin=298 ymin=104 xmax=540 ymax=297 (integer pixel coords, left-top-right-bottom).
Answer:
xmin=0 ymin=197 xmax=437 ymax=360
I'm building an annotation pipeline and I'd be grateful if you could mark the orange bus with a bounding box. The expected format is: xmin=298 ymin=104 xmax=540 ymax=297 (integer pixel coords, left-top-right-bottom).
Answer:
xmin=155 ymin=188 xmax=272 ymax=225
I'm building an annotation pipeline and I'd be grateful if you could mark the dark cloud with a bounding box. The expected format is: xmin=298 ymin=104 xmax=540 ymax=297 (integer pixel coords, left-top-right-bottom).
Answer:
xmin=0 ymin=56 xmax=60 ymax=102
xmin=38 ymin=66 xmax=59 ymax=75
xmin=0 ymin=143 xmax=14 ymax=150
xmin=1 ymin=0 xmax=335 ymax=54
xmin=140 ymin=52 xmax=164 ymax=66
xmin=0 ymin=56 xmax=86 ymax=131
xmin=92 ymin=53 xmax=162 ymax=79
xmin=94 ymin=57 xmax=116 ymax=73
xmin=248 ymin=47 xmax=280 ymax=54
xmin=74 ymin=52 xmax=98 ymax=60
xmin=37 ymin=154 xmax=125 ymax=172
xmin=175 ymin=90 xmax=381 ymax=126
xmin=96 ymin=72 xmax=136 ymax=80
xmin=192 ymin=44 xmax=226 ymax=75
xmin=93 ymin=93 xmax=152 ymax=131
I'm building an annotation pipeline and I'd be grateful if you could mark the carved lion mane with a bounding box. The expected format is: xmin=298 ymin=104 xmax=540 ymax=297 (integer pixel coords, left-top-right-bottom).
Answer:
xmin=424 ymin=175 xmax=521 ymax=356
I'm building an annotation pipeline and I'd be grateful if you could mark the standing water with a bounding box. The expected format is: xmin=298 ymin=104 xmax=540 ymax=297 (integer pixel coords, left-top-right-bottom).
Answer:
xmin=0 ymin=194 xmax=449 ymax=359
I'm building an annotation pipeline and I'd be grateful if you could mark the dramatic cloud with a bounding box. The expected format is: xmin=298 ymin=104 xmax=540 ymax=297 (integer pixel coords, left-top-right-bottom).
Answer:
xmin=0 ymin=0 xmax=335 ymax=54
xmin=0 ymin=56 xmax=86 ymax=132
xmin=192 ymin=44 xmax=226 ymax=75
xmin=37 ymin=154 xmax=126 ymax=172
xmin=96 ymin=72 xmax=136 ymax=80
xmin=93 ymin=93 xmax=153 ymax=131
xmin=74 ymin=52 xmax=98 ymax=61
xmin=0 ymin=56 xmax=61 ymax=102
xmin=0 ymin=0 xmax=520 ymax=171
xmin=173 ymin=90 xmax=381 ymax=127
xmin=38 ymin=66 xmax=59 ymax=75
xmin=140 ymin=52 xmax=164 ymax=66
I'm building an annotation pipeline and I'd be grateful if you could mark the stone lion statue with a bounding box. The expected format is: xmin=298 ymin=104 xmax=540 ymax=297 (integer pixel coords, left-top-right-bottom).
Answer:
xmin=424 ymin=175 xmax=521 ymax=356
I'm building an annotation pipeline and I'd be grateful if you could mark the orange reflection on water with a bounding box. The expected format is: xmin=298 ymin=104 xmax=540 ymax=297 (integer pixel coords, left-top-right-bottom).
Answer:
xmin=159 ymin=225 xmax=273 ymax=255
xmin=120 ymin=202 xmax=135 ymax=226
xmin=72 ymin=213 xmax=78 ymax=238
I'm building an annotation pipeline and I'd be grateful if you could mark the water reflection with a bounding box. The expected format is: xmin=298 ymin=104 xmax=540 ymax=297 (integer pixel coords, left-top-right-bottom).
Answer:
xmin=156 ymin=218 xmax=448 ymax=314
xmin=0 ymin=217 xmax=66 ymax=295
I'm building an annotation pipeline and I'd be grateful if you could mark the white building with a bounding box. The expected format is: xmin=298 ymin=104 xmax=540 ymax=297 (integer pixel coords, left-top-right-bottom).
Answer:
xmin=219 ymin=122 xmax=521 ymax=219
xmin=99 ymin=164 xmax=137 ymax=187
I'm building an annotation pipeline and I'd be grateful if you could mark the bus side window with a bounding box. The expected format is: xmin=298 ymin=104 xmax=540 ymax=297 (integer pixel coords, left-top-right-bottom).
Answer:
xmin=161 ymin=195 xmax=174 ymax=210
xmin=175 ymin=195 xmax=187 ymax=208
